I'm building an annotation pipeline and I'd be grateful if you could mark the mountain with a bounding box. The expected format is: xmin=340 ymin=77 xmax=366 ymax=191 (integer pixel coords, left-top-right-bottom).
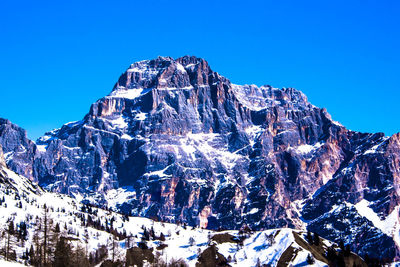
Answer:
xmin=0 ymin=147 xmax=365 ymax=266
xmin=1 ymin=56 xmax=400 ymax=262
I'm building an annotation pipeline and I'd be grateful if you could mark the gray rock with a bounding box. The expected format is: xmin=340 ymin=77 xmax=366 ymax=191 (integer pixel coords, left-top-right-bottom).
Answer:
xmin=1 ymin=56 xmax=399 ymax=261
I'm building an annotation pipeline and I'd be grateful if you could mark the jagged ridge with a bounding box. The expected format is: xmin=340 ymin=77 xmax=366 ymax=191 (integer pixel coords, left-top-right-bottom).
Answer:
xmin=1 ymin=56 xmax=400 ymax=261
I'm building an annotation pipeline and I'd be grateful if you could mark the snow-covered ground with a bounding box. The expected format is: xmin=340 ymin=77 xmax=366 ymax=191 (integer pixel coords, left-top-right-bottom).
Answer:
xmin=0 ymin=161 xmax=337 ymax=266
xmin=0 ymin=259 xmax=26 ymax=267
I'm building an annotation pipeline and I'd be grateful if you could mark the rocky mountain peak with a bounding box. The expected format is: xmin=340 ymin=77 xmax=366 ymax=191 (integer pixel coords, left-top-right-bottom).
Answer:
xmin=1 ymin=56 xmax=399 ymax=261
xmin=0 ymin=118 xmax=37 ymax=180
xmin=113 ymin=56 xmax=213 ymax=92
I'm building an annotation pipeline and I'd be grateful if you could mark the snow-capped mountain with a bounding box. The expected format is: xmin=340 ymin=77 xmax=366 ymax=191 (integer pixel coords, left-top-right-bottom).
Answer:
xmin=1 ymin=56 xmax=400 ymax=262
xmin=0 ymin=146 xmax=365 ymax=266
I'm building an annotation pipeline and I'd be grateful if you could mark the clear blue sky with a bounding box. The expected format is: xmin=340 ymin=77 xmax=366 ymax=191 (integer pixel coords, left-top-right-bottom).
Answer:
xmin=1 ymin=0 xmax=399 ymax=140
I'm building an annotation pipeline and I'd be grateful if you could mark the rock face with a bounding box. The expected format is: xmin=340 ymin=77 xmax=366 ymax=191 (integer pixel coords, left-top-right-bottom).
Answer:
xmin=0 ymin=118 xmax=38 ymax=179
xmin=1 ymin=56 xmax=400 ymax=261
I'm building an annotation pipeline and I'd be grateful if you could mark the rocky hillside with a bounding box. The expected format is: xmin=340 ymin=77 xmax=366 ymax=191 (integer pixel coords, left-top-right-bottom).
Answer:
xmin=0 ymin=148 xmax=364 ymax=267
xmin=1 ymin=56 xmax=399 ymax=262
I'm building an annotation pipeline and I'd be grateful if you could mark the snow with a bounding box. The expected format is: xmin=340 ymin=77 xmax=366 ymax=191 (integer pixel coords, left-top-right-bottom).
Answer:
xmin=156 ymin=86 xmax=194 ymax=90
xmin=231 ymin=84 xmax=269 ymax=111
xmin=145 ymin=165 xmax=172 ymax=178
xmin=185 ymin=63 xmax=196 ymax=69
xmin=0 ymin=259 xmax=26 ymax=267
xmin=36 ymin=145 xmax=47 ymax=153
xmin=363 ymin=136 xmax=389 ymax=155
xmin=177 ymin=133 xmax=244 ymax=172
xmin=290 ymin=249 xmax=326 ymax=267
xmin=249 ymin=208 xmax=259 ymax=214
xmin=245 ymin=125 xmax=264 ymax=147
xmin=355 ymin=199 xmax=399 ymax=236
xmin=83 ymin=125 xmax=120 ymax=137
xmin=104 ymin=187 xmax=136 ymax=208
xmin=37 ymin=135 xmax=52 ymax=142
xmin=121 ymin=134 xmax=133 ymax=140
xmin=4 ymin=151 xmax=14 ymax=162
xmin=295 ymin=142 xmax=323 ymax=155
xmin=109 ymin=87 xmax=145 ymax=100
xmin=134 ymin=112 xmax=147 ymax=121
xmin=176 ymin=63 xmax=186 ymax=73
xmin=108 ymin=116 xmax=128 ymax=129
xmin=0 ymin=163 xmax=338 ymax=267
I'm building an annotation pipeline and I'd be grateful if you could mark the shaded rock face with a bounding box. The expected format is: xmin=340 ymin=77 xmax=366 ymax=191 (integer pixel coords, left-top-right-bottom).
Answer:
xmin=0 ymin=118 xmax=38 ymax=179
xmin=1 ymin=56 xmax=400 ymax=260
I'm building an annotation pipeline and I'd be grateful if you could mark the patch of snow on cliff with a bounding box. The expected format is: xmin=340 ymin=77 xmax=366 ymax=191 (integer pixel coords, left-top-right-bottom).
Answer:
xmin=232 ymin=84 xmax=269 ymax=111
xmin=121 ymin=134 xmax=133 ymax=140
xmin=108 ymin=116 xmax=128 ymax=129
xmin=355 ymin=199 xmax=398 ymax=236
xmin=134 ymin=112 xmax=147 ymax=121
xmin=363 ymin=137 xmax=389 ymax=155
xmin=176 ymin=63 xmax=186 ymax=73
xmin=295 ymin=142 xmax=323 ymax=155
xmin=105 ymin=187 xmax=136 ymax=208
xmin=245 ymin=125 xmax=264 ymax=146
xmin=110 ymin=87 xmax=144 ymax=100
xmin=36 ymin=145 xmax=47 ymax=153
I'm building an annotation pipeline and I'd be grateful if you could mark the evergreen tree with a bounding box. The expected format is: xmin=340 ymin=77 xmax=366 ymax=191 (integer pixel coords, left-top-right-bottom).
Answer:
xmin=306 ymin=253 xmax=315 ymax=264
xmin=31 ymin=223 xmax=42 ymax=266
xmin=18 ymin=221 xmax=28 ymax=243
xmin=142 ymin=227 xmax=150 ymax=241
xmin=42 ymin=204 xmax=50 ymax=265
xmin=71 ymin=244 xmax=90 ymax=267
xmin=344 ymin=244 xmax=351 ymax=257
xmin=29 ymin=245 xmax=35 ymax=266
xmin=3 ymin=221 xmax=16 ymax=261
xmin=306 ymin=230 xmax=314 ymax=245
xmin=53 ymin=236 xmax=72 ymax=267
xmin=189 ymin=237 xmax=195 ymax=246
xmin=159 ymin=232 xmax=166 ymax=241
xmin=339 ymin=240 xmax=345 ymax=252
xmin=313 ymin=232 xmax=320 ymax=246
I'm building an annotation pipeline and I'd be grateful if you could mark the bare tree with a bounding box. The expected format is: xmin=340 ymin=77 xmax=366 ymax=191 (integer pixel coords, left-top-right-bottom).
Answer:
xmin=2 ymin=221 xmax=17 ymax=261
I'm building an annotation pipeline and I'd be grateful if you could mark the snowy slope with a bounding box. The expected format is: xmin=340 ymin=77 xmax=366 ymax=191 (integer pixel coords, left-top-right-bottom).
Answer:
xmin=0 ymin=160 xmax=362 ymax=267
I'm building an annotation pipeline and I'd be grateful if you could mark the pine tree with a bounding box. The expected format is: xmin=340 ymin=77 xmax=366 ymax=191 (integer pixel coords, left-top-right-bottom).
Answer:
xmin=339 ymin=240 xmax=345 ymax=252
xmin=306 ymin=253 xmax=315 ymax=264
xmin=159 ymin=232 xmax=166 ymax=241
xmin=42 ymin=203 xmax=50 ymax=265
xmin=71 ymin=244 xmax=90 ymax=267
xmin=31 ymin=223 xmax=42 ymax=266
xmin=189 ymin=236 xmax=196 ymax=246
xmin=344 ymin=244 xmax=351 ymax=257
xmin=306 ymin=230 xmax=314 ymax=245
xmin=3 ymin=221 xmax=16 ymax=261
xmin=108 ymin=234 xmax=121 ymax=263
xmin=142 ymin=227 xmax=150 ymax=241
xmin=18 ymin=221 xmax=28 ymax=243
xmin=83 ymin=228 xmax=89 ymax=258
xmin=313 ymin=232 xmax=320 ymax=246
xmin=29 ymin=245 xmax=35 ymax=266
xmin=53 ymin=236 xmax=72 ymax=267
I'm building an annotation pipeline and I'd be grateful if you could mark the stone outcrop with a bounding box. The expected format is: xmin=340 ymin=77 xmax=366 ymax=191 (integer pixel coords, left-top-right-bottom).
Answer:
xmin=1 ymin=56 xmax=399 ymax=260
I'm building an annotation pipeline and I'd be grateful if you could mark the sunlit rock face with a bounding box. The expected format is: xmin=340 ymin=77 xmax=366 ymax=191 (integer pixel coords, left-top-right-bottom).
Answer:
xmin=1 ymin=56 xmax=400 ymax=260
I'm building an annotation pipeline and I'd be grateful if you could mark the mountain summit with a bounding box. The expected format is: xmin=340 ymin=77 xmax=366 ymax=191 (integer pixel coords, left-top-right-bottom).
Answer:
xmin=2 ymin=56 xmax=400 ymax=261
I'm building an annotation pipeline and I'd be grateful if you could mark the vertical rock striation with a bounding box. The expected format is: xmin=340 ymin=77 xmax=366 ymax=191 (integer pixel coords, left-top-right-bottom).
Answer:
xmin=1 ymin=56 xmax=399 ymax=260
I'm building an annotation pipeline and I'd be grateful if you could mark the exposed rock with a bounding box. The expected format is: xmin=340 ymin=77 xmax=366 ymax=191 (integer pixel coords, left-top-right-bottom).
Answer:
xmin=125 ymin=247 xmax=154 ymax=267
xmin=1 ymin=56 xmax=400 ymax=261
xmin=0 ymin=118 xmax=38 ymax=180
xmin=196 ymin=244 xmax=230 ymax=267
